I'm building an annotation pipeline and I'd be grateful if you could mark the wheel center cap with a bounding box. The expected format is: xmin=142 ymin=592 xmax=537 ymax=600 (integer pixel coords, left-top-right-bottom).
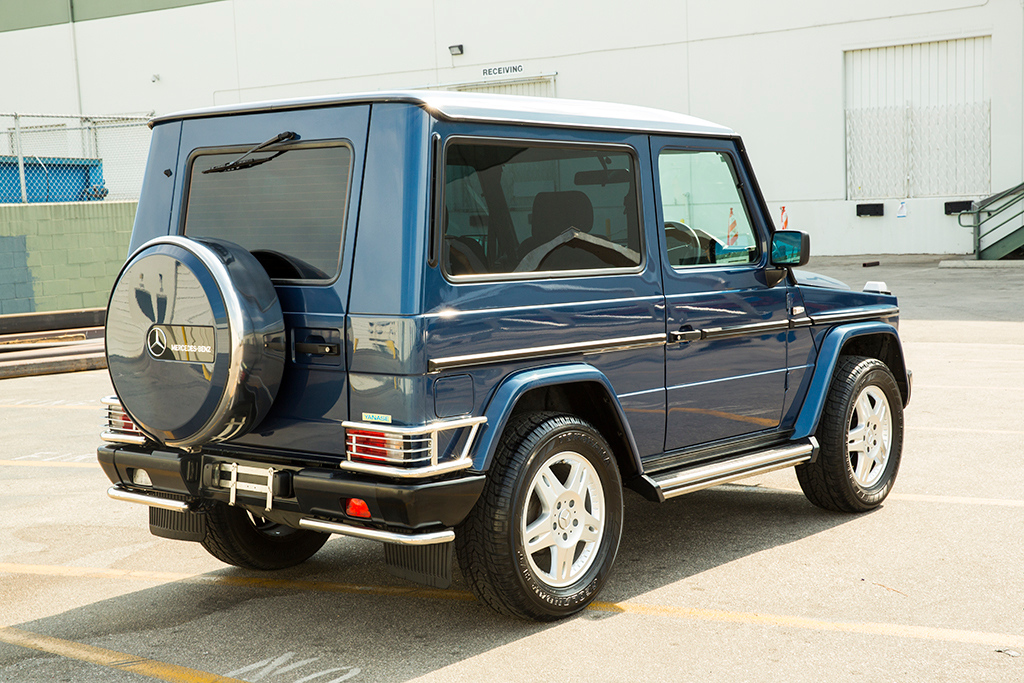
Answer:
xmin=557 ymin=508 xmax=572 ymax=530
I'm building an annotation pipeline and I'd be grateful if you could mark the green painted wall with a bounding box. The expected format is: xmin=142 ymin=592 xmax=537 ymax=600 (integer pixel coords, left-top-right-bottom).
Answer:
xmin=0 ymin=201 xmax=135 ymax=314
xmin=73 ymin=0 xmax=224 ymax=23
xmin=0 ymin=1 xmax=69 ymax=32
xmin=0 ymin=0 xmax=223 ymax=33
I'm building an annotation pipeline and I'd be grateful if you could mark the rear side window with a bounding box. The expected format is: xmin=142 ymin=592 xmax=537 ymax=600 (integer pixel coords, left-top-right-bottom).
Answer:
xmin=184 ymin=142 xmax=352 ymax=282
xmin=443 ymin=140 xmax=642 ymax=278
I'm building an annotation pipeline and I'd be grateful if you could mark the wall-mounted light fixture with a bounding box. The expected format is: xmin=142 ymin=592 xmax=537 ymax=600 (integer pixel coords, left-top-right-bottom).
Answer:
xmin=448 ymin=44 xmax=464 ymax=56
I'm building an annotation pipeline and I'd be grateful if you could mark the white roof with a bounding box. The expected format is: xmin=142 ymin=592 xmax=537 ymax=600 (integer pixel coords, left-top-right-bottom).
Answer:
xmin=150 ymin=90 xmax=734 ymax=137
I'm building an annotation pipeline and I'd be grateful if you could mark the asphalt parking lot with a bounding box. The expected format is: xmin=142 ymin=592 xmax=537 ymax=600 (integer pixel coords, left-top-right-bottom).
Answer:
xmin=1 ymin=255 xmax=1021 ymax=682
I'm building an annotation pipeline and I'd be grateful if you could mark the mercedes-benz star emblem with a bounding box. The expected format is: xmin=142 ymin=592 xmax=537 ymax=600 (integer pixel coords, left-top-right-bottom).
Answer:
xmin=147 ymin=327 xmax=168 ymax=357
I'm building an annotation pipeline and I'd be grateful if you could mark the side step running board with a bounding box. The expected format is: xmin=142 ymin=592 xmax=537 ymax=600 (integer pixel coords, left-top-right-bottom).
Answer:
xmin=637 ymin=439 xmax=818 ymax=502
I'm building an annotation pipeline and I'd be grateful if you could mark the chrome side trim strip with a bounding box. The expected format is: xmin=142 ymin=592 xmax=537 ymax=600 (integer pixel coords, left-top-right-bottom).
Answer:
xmin=107 ymin=486 xmax=191 ymax=512
xmin=428 ymin=333 xmax=666 ymax=372
xmin=299 ymin=518 xmax=455 ymax=545
xmin=422 ymin=294 xmax=664 ymax=319
xmin=700 ymin=320 xmax=791 ymax=341
xmin=808 ymin=306 xmax=899 ymax=325
xmin=667 ymin=306 xmax=899 ymax=347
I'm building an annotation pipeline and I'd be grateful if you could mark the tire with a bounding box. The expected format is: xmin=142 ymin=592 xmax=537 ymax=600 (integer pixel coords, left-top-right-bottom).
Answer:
xmin=797 ymin=355 xmax=904 ymax=512
xmin=456 ymin=412 xmax=623 ymax=621
xmin=201 ymin=502 xmax=329 ymax=570
xmin=105 ymin=236 xmax=285 ymax=449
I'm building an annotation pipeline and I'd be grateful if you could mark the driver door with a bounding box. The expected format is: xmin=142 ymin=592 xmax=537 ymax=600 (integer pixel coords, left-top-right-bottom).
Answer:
xmin=652 ymin=136 xmax=789 ymax=451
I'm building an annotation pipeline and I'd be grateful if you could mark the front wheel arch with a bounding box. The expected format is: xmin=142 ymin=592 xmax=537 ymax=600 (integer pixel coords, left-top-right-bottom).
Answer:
xmin=792 ymin=323 xmax=909 ymax=440
xmin=797 ymin=355 xmax=904 ymax=512
xmin=840 ymin=333 xmax=910 ymax=406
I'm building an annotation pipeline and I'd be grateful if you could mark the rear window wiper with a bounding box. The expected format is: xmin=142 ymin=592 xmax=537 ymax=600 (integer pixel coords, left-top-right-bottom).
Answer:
xmin=202 ymin=131 xmax=297 ymax=174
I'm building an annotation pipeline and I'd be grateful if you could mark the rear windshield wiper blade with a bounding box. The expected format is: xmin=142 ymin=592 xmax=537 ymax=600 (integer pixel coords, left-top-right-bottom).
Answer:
xmin=202 ymin=131 xmax=297 ymax=174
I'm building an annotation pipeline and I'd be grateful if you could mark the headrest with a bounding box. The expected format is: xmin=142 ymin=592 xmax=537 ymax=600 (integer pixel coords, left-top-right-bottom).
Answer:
xmin=530 ymin=191 xmax=594 ymax=242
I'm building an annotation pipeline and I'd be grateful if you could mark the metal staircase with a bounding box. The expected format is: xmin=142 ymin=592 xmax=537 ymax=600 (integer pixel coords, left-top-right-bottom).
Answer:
xmin=960 ymin=182 xmax=1024 ymax=260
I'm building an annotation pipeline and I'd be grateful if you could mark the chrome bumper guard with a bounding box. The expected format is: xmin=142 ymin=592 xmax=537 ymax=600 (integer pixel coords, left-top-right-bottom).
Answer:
xmin=107 ymin=485 xmax=191 ymax=513
xmin=101 ymin=396 xmax=147 ymax=445
xmin=340 ymin=416 xmax=486 ymax=479
xmin=106 ymin=485 xmax=454 ymax=546
xmin=298 ymin=518 xmax=454 ymax=545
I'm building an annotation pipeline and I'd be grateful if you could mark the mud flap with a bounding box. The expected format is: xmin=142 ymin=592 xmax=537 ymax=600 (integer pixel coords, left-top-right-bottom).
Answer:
xmin=149 ymin=506 xmax=207 ymax=542
xmin=383 ymin=541 xmax=453 ymax=589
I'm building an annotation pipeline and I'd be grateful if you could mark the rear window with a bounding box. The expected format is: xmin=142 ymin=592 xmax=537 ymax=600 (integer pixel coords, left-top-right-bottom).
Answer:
xmin=443 ymin=140 xmax=642 ymax=278
xmin=184 ymin=142 xmax=352 ymax=282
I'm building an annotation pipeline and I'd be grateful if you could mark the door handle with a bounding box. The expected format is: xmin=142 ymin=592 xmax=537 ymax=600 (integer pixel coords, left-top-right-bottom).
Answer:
xmin=669 ymin=329 xmax=702 ymax=343
xmin=295 ymin=341 xmax=340 ymax=356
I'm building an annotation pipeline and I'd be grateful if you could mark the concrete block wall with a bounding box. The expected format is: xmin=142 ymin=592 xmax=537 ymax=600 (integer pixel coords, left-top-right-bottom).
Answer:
xmin=0 ymin=201 xmax=135 ymax=315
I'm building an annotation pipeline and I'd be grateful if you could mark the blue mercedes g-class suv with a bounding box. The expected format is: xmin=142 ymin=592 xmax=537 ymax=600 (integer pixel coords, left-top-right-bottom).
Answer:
xmin=99 ymin=91 xmax=910 ymax=620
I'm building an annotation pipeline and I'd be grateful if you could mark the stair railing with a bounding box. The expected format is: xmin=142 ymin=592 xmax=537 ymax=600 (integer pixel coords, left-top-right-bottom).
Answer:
xmin=959 ymin=181 xmax=1024 ymax=259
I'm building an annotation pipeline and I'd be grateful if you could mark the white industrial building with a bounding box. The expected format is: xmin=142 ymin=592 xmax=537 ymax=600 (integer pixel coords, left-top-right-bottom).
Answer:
xmin=2 ymin=0 xmax=1022 ymax=257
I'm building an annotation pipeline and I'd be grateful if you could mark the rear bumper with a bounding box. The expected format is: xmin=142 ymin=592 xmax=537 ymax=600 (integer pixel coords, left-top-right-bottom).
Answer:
xmin=98 ymin=444 xmax=485 ymax=541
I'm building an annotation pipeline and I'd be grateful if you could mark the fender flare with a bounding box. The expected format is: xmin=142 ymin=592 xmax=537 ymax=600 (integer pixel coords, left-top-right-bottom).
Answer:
xmin=470 ymin=363 xmax=643 ymax=475
xmin=791 ymin=321 xmax=908 ymax=440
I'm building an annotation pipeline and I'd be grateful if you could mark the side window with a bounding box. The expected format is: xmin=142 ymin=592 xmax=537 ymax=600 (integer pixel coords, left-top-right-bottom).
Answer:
xmin=443 ymin=141 xmax=642 ymax=277
xmin=658 ymin=150 xmax=759 ymax=268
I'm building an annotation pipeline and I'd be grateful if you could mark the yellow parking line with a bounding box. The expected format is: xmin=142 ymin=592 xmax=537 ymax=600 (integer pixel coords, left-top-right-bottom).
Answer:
xmin=0 ymin=562 xmax=475 ymax=602
xmin=2 ymin=562 xmax=1021 ymax=650
xmin=0 ymin=626 xmax=246 ymax=683
xmin=0 ymin=460 xmax=98 ymax=468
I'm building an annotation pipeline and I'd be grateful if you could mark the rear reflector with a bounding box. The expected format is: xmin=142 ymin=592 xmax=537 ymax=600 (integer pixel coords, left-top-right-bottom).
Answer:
xmin=345 ymin=498 xmax=371 ymax=518
xmin=131 ymin=469 xmax=153 ymax=487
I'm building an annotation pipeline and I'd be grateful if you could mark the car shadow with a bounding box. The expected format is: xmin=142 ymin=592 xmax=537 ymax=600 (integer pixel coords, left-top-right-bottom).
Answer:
xmin=0 ymin=484 xmax=864 ymax=682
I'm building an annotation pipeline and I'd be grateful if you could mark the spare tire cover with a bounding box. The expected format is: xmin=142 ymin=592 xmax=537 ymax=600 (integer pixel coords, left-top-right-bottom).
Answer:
xmin=106 ymin=236 xmax=285 ymax=448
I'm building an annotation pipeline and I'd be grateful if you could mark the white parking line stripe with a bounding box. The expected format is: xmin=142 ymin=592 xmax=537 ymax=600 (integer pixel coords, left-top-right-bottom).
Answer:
xmin=0 ymin=404 xmax=98 ymax=410
xmin=0 ymin=460 xmax=98 ymax=469
xmin=906 ymin=426 xmax=1024 ymax=435
xmin=718 ymin=484 xmax=1024 ymax=507
xmin=586 ymin=602 xmax=1024 ymax=649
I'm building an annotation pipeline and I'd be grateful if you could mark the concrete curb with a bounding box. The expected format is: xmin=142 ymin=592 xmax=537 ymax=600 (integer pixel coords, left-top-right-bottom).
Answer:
xmin=938 ymin=259 xmax=1024 ymax=268
xmin=0 ymin=353 xmax=107 ymax=380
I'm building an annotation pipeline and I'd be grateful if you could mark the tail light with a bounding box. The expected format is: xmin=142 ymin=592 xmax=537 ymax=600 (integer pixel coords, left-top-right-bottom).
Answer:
xmin=345 ymin=429 xmax=406 ymax=463
xmin=101 ymin=396 xmax=147 ymax=445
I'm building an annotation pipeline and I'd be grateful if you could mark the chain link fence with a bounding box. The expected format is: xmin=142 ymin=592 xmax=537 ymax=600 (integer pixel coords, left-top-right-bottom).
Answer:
xmin=846 ymin=102 xmax=991 ymax=200
xmin=0 ymin=113 xmax=151 ymax=204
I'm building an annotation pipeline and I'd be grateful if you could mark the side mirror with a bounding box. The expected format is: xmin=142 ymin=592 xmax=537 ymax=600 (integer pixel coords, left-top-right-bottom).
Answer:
xmin=770 ymin=231 xmax=810 ymax=267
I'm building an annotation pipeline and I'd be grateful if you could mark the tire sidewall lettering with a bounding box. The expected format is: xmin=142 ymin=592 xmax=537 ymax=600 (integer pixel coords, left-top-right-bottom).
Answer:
xmin=510 ymin=423 xmax=621 ymax=613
